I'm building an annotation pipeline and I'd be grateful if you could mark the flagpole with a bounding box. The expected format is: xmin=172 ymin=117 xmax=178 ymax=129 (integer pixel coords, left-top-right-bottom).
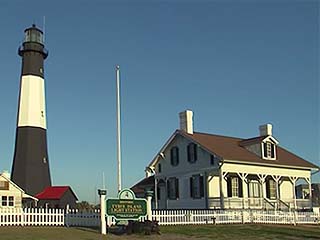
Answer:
xmin=116 ymin=65 xmax=122 ymax=193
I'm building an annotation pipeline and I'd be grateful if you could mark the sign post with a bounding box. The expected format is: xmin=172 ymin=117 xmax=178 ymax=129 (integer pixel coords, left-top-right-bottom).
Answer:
xmin=98 ymin=189 xmax=107 ymax=235
xmin=106 ymin=189 xmax=147 ymax=221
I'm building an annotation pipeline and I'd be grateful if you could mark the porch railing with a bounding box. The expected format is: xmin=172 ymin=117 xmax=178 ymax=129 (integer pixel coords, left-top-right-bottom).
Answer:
xmin=208 ymin=197 xmax=312 ymax=210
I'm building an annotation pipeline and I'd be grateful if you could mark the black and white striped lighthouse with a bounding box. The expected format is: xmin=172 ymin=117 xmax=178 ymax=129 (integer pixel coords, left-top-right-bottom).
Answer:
xmin=11 ymin=24 xmax=51 ymax=195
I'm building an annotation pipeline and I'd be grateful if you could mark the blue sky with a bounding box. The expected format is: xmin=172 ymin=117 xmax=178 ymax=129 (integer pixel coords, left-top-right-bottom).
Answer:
xmin=0 ymin=0 xmax=318 ymax=203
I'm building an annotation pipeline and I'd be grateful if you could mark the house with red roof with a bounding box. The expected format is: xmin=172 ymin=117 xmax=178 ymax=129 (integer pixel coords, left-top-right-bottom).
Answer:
xmin=35 ymin=186 xmax=78 ymax=209
xmin=138 ymin=110 xmax=319 ymax=210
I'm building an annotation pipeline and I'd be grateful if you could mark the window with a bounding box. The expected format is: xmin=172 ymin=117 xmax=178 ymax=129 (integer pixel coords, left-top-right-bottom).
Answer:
xmin=266 ymin=178 xmax=277 ymax=199
xmin=2 ymin=196 xmax=7 ymax=206
xmin=210 ymin=154 xmax=219 ymax=166
xmin=227 ymin=176 xmax=243 ymax=197
xmin=158 ymin=163 xmax=162 ymax=173
xmin=170 ymin=147 xmax=179 ymax=166
xmin=231 ymin=177 xmax=239 ymax=197
xmin=263 ymin=142 xmax=275 ymax=159
xmin=187 ymin=143 xmax=197 ymax=163
xmin=249 ymin=181 xmax=261 ymax=198
xmin=190 ymin=175 xmax=204 ymax=199
xmin=0 ymin=181 xmax=9 ymax=190
xmin=8 ymin=197 xmax=14 ymax=207
xmin=210 ymin=155 xmax=215 ymax=165
xmin=167 ymin=177 xmax=179 ymax=200
xmin=1 ymin=196 xmax=14 ymax=207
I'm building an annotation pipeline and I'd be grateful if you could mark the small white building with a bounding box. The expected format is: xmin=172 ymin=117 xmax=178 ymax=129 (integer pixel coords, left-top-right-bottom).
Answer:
xmin=0 ymin=172 xmax=37 ymax=208
xmin=144 ymin=110 xmax=318 ymax=210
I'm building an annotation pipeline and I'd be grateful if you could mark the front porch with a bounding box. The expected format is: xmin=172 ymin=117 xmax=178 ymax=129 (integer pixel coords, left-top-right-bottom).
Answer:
xmin=208 ymin=166 xmax=313 ymax=211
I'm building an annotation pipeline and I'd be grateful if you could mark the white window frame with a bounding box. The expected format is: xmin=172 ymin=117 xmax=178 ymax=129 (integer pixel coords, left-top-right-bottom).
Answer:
xmin=1 ymin=196 xmax=14 ymax=207
xmin=231 ymin=177 xmax=239 ymax=197
xmin=261 ymin=141 xmax=276 ymax=160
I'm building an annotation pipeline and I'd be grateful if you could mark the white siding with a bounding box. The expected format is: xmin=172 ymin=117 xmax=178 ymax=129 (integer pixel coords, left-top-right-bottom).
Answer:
xmin=208 ymin=175 xmax=220 ymax=198
xmin=18 ymin=75 xmax=47 ymax=129
xmin=0 ymin=176 xmax=23 ymax=208
xmin=156 ymin=134 xmax=218 ymax=209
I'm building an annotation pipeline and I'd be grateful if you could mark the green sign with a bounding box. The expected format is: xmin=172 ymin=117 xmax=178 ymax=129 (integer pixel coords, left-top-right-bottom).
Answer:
xmin=106 ymin=189 xmax=147 ymax=220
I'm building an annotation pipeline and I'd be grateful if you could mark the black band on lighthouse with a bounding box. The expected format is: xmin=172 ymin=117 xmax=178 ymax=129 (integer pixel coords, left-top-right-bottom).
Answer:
xmin=12 ymin=126 xmax=51 ymax=195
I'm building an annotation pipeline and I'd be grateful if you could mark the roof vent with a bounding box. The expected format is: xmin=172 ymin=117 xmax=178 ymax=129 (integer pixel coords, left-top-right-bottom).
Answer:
xmin=259 ymin=124 xmax=272 ymax=136
xmin=179 ymin=110 xmax=193 ymax=134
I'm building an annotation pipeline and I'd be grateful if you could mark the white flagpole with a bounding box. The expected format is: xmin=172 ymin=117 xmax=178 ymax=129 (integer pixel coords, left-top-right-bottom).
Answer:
xmin=116 ymin=65 xmax=122 ymax=193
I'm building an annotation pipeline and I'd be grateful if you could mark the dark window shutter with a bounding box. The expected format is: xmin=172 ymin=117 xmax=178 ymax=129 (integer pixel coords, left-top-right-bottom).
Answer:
xmin=176 ymin=148 xmax=179 ymax=165
xmin=271 ymin=144 xmax=275 ymax=158
xmin=210 ymin=155 xmax=215 ymax=165
xmin=187 ymin=145 xmax=191 ymax=162
xmin=157 ymin=187 xmax=161 ymax=200
xmin=175 ymin=178 xmax=179 ymax=199
xmin=170 ymin=148 xmax=173 ymax=165
xmin=167 ymin=180 xmax=170 ymax=198
xmin=238 ymin=177 xmax=243 ymax=197
xmin=200 ymin=176 xmax=204 ymax=198
xmin=263 ymin=143 xmax=268 ymax=158
xmin=190 ymin=177 xmax=194 ymax=198
xmin=227 ymin=177 xmax=232 ymax=197
xmin=266 ymin=179 xmax=270 ymax=198
xmin=194 ymin=144 xmax=198 ymax=161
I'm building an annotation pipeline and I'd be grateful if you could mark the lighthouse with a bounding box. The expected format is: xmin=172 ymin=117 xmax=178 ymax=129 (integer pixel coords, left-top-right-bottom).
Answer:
xmin=11 ymin=24 xmax=51 ymax=195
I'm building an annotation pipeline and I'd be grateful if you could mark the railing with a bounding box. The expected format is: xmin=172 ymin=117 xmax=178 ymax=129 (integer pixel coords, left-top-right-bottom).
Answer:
xmin=152 ymin=209 xmax=320 ymax=226
xmin=0 ymin=208 xmax=64 ymax=226
xmin=263 ymin=198 xmax=275 ymax=210
xmin=65 ymin=209 xmax=100 ymax=227
xmin=208 ymin=197 xmax=312 ymax=210
xmin=210 ymin=197 xmax=268 ymax=209
xmin=0 ymin=207 xmax=318 ymax=227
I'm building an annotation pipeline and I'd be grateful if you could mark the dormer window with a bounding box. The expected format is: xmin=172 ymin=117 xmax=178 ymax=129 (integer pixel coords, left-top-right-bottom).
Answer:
xmin=262 ymin=142 xmax=276 ymax=160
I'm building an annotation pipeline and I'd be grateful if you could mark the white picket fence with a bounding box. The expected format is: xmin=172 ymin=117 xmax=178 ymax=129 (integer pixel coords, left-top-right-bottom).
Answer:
xmin=0 ymin=208 xmax=319 ymax=226
xmin=152 ymin=209 xmax=320 ymax=225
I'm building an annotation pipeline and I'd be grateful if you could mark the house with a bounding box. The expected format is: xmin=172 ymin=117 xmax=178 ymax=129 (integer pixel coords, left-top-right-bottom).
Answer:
xmin=35 ymin=186 xmax=78 ymax=209
xmin=0 ymin=171 xmax=37 ymax=208
xmin=141 ymin=110 xmax=318 ymax=210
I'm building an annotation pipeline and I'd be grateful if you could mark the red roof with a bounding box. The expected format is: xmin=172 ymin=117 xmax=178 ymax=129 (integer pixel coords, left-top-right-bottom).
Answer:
xmin=35 ymin=186 xmax=77 ymax=200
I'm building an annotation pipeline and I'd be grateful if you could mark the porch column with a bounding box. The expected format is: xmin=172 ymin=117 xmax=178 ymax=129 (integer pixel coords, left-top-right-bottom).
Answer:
xmin=237 ymin=173 xmax=248 ymax=208
xmin=220 ymin=171 xmax=228 ymax=209
xmin=204 ymin=171 xmax=208 ymax=209
xmin=258 ymin=174 xmax=267 ymax=209
xmin=305 ymin=177 xmax=312 ymax=208
xmin=289 ymin=176 xmax=298 ymax=210
xmin=272 ymin=175 xmax=281 ymax=209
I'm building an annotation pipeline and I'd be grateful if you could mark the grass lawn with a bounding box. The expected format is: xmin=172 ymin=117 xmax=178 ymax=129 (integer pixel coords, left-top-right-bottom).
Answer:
xmin=0 ymin=224 xmax=319 ymax=240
